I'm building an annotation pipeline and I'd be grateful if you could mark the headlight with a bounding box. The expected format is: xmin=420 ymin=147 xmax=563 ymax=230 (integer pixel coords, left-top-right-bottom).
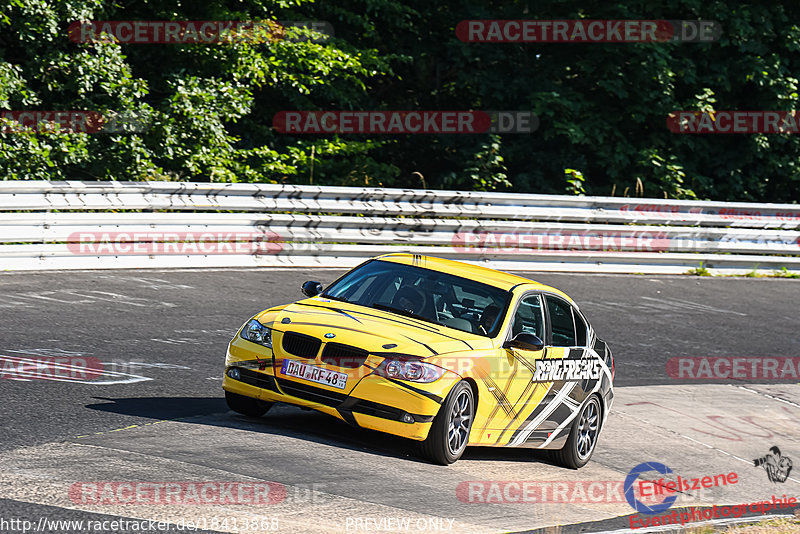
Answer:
xmin=240 ymin=319 xmax=272 ymax=348
xmin=376 ymin=358 xmax=445 ymax=383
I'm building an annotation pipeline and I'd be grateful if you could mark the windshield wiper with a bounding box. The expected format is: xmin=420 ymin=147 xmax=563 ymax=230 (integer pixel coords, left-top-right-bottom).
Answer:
xmin=371 ymin=303 xmax=443 ymax=326
xmin=322 ymin=294 xmax=350 ymax=303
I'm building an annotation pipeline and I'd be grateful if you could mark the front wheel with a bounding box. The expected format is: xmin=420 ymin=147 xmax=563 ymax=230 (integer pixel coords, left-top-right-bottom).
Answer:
xmin=552 ymin=395 xmax=601 ymax=469
xmin=225 ymin=391 xmax=273 ymax=418
xmin=419 ymin=381 xmax=474 ymax=465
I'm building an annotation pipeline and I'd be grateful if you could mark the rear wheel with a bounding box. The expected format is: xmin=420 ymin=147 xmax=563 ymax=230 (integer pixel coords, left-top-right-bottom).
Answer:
xmin=552 ymin=395 xmax=601 ymax=469
xmin=225 ymin=391 xmax=273 ymax=418
xmin=419 ymin=381 xmax=474 ymax=465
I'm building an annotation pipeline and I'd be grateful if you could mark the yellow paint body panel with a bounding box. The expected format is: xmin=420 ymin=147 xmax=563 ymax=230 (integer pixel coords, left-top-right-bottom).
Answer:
xmin=223 ymin=253 xmax=603 ymax=447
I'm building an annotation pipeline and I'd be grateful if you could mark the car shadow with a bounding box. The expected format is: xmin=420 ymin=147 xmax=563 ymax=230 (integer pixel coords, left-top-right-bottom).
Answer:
xmin=84 ymin=396 xmax=425 ymax=463
xmin=85 ymin=396 xmax=556 ymax=466
xmin=461 ymin=446 xmax=556 ymax=465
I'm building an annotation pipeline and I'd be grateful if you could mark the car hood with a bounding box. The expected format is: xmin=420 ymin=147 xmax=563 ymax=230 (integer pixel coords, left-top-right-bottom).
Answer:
xmin=257 ymin=297 xmax=492 ymax=358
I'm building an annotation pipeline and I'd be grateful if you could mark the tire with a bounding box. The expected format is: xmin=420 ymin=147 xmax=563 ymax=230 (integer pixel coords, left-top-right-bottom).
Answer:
xmin=419 ymin=381 xmax=474 ymax=465
xmin=552 ymin=395 xmax=601 ymax=469
xmin=225 ymin=391 xmax=273 ymax=418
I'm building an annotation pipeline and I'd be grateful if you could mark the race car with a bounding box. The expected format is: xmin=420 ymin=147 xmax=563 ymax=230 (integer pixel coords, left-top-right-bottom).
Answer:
xmin=223 ymin=253 xmax=614 ymax=467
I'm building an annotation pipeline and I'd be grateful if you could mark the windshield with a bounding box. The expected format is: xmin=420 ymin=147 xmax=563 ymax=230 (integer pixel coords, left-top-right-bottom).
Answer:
xmin=322 ymin=260 xmax=511 ymax=337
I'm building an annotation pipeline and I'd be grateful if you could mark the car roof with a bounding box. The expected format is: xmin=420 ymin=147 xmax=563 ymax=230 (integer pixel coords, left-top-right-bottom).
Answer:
xmin=375 ymin=253 xmax=573 ymax=301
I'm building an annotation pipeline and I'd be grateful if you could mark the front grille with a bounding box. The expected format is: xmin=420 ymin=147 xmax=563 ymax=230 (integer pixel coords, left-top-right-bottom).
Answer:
xmin=275 ymin=377 xmax=347 ymax=407
xmin=321 ymin=342 xmax=368 ymax=369
xmin=282 ymin=332 xmax=321 ymax=359
xmin=232 ymin=368 xmax=280 ymax=393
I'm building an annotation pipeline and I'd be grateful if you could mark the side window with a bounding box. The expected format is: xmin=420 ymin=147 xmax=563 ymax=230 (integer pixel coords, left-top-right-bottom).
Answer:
xmin=510 ymin=294 xmax=544 ymax=340
xmin=545 ymin=295 xmax=576 ymax=347
xmin=573 ymin=309 xmax=587 ymax=346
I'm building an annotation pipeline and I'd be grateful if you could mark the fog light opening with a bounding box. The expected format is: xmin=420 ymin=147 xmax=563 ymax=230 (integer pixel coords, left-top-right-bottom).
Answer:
xmin=227 ymin=367 xmax=241 ymax=380
xmin=402 ymin=413 xmax=414 ymax=424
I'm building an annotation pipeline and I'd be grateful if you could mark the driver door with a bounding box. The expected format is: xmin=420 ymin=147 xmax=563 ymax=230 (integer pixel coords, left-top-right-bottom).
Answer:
xmin=473 ymin=293 xmax=549 ymax=445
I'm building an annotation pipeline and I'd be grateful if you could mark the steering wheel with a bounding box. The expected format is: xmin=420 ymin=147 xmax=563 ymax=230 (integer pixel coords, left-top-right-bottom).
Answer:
xmin=391 ymin=286 xmax=427 ymax=316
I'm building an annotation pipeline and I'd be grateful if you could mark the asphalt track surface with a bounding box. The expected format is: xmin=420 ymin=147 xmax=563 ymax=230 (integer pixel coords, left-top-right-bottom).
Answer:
xmin=0 ymin=268 xmax=799 ymax=533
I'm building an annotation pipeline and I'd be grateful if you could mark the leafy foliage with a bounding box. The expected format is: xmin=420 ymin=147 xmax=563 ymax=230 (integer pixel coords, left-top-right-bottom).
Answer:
xmin=0 ymin=0 xmax=799 ymax=202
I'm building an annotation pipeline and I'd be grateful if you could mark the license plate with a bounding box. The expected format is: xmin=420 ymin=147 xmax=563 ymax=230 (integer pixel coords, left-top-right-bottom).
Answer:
xmin=280 ymin=360 xmax=347 ymax=390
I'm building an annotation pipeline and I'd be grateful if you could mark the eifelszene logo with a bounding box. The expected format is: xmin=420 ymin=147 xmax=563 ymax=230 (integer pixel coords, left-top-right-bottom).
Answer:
xmin=625 ymin=462 xmax=678 ymax=514
xmin=753 ymin=446 xmax=793 ymax=483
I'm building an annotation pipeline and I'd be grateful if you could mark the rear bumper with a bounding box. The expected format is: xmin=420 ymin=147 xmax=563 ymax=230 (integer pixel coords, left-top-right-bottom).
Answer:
xmin=223 ymin=341 xmax=453 ymax=441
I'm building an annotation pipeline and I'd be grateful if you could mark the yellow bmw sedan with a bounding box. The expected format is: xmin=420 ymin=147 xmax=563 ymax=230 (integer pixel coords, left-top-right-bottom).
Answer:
xmin=223 ymin=254 xmax=614 ymax=467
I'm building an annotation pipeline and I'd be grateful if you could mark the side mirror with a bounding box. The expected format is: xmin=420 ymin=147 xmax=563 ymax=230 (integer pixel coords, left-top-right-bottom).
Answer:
xmin=504 ymin=332 xmax=545 ymax=351
xmin=301 ymin=281 xmax=323 ymax=297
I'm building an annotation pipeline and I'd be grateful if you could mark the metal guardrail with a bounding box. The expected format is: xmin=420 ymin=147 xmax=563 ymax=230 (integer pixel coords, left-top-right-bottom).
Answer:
xmin=0 ymin=181 xmax=798 ymax=274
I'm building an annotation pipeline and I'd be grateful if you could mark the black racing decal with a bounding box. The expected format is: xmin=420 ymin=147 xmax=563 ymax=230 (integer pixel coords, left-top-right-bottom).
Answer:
xmin=478 ymin=373 xmax=516 ymax=419
xmin=503 ymin=402 xmax=550 ymax=445
xmin=336 ymin=408 xmax=359 ymax=426
xmin=296 ymin=302 xmax=446 ymax=335
xmin=522 ymin=431 xmax=550 ymax=445
xmin=568 ymin=348 xmax=585 ymax=359
xmin=506 ymin=411 xmax=551 ymax=445
xmin=501 ymin=385 xmax=571 ymax=446
xmin=401 ymin=336 xmax=439 ymax=355
xmin=547 ymin=402 xmax=575 ymax=429
xmin=280 ymin=304 xmax=364 ymax=322
xmin=397 ymin=324 xmax=473 ymax=349
xmin=297 ymin=302 xmax=478 ymax=350
xmin=329 ymin=307 xmax=364 ymax=323
xmin=539 ymin=391 xmax=557 ymax=406
xmin=495 ymin=370 xmax=542 ymax=444
xmin=592 ymin=338 xmax=607 ymax=355
xmin=475 ymin=374 xmax=502 ymax=428
xmin=511 ymin=370 xmax=542 ymax=420
xmin=474 ymin=356 xmax=544 ymax=442
xmin=489 ymin=353 xmax=551 ymax=428
xmin=496 ymin=364 xmax=519 ymax=418
xmin=510 ymin=352 xmax=536 ymax=374
xmin=380 ymin=376 xmax=443 ymax=404
xmin=492 ymin=380 xmax=549 ymax=445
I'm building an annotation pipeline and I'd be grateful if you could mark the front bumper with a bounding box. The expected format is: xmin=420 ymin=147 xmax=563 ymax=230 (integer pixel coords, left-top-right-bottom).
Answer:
xmin=223 ymin=337 xmax=457 ymax=441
